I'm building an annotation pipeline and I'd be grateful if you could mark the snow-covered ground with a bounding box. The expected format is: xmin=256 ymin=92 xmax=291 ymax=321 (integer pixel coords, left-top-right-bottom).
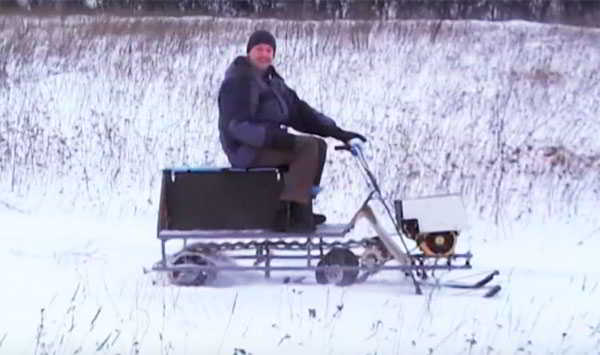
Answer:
xmin=1 ymin=15 xmax=599 ymax=354
xmin=1 ymin=209 xmax=599 ymax=354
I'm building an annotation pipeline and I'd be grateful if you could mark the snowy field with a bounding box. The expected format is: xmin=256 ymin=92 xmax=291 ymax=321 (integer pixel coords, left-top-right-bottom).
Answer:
xmin=2 ymin=210 xmax=600 ymax=355
xmin=1 ymin=15 xmax=600 ymax=354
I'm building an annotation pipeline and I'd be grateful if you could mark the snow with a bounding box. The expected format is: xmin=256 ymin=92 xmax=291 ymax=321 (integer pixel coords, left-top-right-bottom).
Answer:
xmin=1 ymin=210 xmax=599 ymax=354
xmin=1 ymin=15 xmax=600 ymax=355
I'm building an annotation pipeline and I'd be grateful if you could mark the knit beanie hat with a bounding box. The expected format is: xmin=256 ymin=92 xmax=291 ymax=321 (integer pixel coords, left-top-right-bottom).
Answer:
xmin=246 ymin=30 xmax=276 ymax=54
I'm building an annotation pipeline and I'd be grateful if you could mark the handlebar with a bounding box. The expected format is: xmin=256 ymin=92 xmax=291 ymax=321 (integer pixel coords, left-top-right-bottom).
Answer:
xmin=334 ymin=145 xmax=359 ymax=157
xmin=334 ymin=145 xmax=352 ymax=151
xmin=334 ymin=142 xmax=364 ymax=156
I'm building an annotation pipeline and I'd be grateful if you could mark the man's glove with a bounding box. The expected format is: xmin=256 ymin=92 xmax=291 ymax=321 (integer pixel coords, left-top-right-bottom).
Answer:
xmin=333 ymin=129 xmax=367 ymax=144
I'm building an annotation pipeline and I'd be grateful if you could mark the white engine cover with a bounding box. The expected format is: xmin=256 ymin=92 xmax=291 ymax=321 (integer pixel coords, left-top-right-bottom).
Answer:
xmin=399 ymin=194 xmax=468 ymax=233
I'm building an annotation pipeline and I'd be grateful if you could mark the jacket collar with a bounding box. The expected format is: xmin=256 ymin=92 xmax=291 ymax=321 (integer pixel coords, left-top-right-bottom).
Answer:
xmin=225 ymin=56 xmax=283 ymax=82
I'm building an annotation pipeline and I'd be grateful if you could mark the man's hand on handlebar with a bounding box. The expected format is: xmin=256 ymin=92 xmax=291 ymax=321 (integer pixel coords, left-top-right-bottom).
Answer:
xmin=333 ymin=129 xmax=367 ymax=145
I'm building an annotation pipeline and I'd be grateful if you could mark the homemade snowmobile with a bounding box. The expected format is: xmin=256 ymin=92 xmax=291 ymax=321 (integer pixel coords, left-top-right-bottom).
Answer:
xmin=150 ymin=142 xmax=501 ymax=297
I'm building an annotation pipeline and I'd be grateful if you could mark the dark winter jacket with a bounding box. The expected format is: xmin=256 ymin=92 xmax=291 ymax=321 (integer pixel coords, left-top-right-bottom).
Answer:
xmin=218 ymin=56 xmax=345 ymax=168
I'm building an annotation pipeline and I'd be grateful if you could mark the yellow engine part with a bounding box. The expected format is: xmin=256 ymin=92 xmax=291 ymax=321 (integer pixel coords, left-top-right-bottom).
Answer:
xmin=417 ymin=232 xmax=457 ymax=257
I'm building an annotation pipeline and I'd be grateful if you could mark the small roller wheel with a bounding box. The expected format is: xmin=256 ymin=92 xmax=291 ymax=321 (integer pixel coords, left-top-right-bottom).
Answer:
xmin=315 ymin=248 xmax=359 ymax=286
xmin=168 ymin=252 xmax=217 ymax=286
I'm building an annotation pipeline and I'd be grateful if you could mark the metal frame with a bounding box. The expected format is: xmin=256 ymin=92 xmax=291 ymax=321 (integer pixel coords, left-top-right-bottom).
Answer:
xmin=151 ymin=143 xmax=473 ymax=292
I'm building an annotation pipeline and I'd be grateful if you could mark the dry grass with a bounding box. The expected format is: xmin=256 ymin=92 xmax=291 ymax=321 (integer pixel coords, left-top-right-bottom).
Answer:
xmin=0 ymin=15 xmax=598 ymax=221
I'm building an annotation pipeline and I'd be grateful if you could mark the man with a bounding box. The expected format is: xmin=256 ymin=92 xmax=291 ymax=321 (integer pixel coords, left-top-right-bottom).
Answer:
xmin=218 ymin=29 xmax=366 ymax=232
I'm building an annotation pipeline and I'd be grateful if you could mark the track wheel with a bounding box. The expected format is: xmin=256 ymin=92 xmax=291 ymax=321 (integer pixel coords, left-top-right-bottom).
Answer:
xmin=168 ymin=252 xmax=217 ymax=286
xmin=315 ymin=248 xmax=359 ymax=286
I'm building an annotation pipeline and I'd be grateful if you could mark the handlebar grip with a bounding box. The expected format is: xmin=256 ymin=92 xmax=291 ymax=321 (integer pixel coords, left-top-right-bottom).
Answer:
xmin=334 ymin=145 xmax=351 ymax=151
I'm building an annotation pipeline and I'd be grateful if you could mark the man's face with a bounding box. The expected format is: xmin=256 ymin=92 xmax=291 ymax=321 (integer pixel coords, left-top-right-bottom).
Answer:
xmin=248 ymin=44 xmax=274 ymax=71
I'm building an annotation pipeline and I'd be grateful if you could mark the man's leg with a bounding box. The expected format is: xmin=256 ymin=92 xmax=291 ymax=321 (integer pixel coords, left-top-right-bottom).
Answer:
xmin=309 ymin=138 xmax=327 ymax=225
xmin=252 ymin=135 xmax=321 ymax=231
xmin=313 ymin=138 xmax=327 ymax=187
xmin=253 ymin=135 xmax=320 ymax=204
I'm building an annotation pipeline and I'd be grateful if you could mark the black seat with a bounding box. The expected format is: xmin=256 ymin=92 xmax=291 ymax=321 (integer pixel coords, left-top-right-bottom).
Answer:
xmin=232 ymin=166 xmax=289 ymax=173
xmin=163 ymin=166 xmax=288 ymax=174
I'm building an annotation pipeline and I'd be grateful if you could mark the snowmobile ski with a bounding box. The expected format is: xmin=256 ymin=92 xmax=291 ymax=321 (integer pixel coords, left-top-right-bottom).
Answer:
xmin=420 ymin=270 xmax=501 ymax=297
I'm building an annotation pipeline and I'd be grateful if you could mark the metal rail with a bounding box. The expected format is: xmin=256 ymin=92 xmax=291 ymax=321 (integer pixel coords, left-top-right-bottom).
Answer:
xmin=158 ymin=223 xmax=351 ymax=240
xmin=152 ymin=263 xmax=472 ymax=273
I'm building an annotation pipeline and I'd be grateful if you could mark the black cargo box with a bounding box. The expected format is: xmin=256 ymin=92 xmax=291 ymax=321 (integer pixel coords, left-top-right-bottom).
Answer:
xmin=157 ymin=167 xmax=286 ymax=232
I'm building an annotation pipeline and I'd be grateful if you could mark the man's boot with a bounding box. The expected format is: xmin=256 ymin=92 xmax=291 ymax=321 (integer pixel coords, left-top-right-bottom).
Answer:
xmin=289 ymin=202 xmax=316 ymax=232
xmin=311 ymin=187 xmax=326 ymax=225
xmin=313 ymin=213 xmax=326 ymax=225
xmin=273 ymin=200 xmax=291 ymax=232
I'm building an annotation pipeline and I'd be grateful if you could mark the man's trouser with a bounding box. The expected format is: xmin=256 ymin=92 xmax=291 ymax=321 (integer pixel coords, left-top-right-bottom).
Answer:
xmin=250 ymin=135 xmax=326 ymax=204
